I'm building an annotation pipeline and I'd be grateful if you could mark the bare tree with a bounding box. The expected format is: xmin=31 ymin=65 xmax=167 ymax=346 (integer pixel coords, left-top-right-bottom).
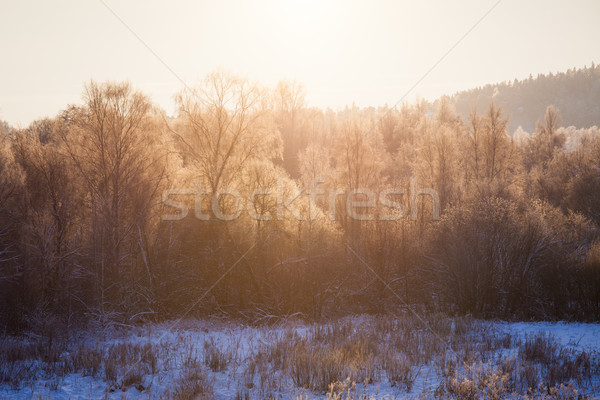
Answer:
xmin=482 ymin=102 xmax=511 ymax=182
xmin=465 ymin=108 xmax=483 ymax=183
xmin=61 ymin=81 xmax=164 ymax=320
xmin=524 ymin=105 xmax=565 ymax=171
xmin=274 ymin=79 xmax=306 ymax=177
xmin=11 ymin=122 xmax=81 ymax=311
xmin=0 ymin=127 xmax=23 ymax=277
xmin=173 ymin=70 xmax=281 ymax=202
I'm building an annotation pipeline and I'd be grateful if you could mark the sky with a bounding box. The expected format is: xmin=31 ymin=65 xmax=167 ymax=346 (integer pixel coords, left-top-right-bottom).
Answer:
xmin=0 ymin=0 xmax=598 ymax=127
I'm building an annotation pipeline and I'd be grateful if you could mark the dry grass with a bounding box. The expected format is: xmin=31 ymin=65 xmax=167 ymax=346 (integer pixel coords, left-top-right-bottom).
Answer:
xmin=172 ymin=353 xmax=213 ymax=399
xmin=0 ymin=314 xmax=599 ymax=398
xmin=203 ymin=337 xmax=230 ymax=372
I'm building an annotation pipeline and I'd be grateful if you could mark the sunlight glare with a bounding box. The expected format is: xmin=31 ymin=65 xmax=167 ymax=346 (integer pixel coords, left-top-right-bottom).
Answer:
xmin=271 ymin=0 xmax=334 ymax=37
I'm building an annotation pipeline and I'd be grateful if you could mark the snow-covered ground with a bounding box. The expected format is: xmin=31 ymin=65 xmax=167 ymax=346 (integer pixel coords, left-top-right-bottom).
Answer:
xmin=499 ymin=320 xmax=600 ymax=351
xmin=1 ymin=315 xmax=599 ymax=399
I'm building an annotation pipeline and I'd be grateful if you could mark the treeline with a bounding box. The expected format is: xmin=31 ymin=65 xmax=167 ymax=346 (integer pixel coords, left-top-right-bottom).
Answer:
xmin=0 ymin=71 xmax=599 ymax=332
xmin=444 ymin=63 xmax=600 ymax=134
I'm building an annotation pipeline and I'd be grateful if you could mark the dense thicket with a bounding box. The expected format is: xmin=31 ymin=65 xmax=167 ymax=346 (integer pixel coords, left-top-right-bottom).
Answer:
xmin=444 ymin=63 xmax=600 ymax=134
xmin=1 ymin=70 xmax=599 ymax=331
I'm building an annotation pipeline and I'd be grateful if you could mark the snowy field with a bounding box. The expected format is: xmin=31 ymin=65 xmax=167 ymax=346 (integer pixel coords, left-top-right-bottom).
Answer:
xmin=1 ymin=314 xmax=599 ymax=399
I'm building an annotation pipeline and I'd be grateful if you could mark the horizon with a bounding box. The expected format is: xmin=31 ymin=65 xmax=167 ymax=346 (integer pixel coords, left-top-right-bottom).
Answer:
xmin=1 ymin=0 xmax=599 ymax=127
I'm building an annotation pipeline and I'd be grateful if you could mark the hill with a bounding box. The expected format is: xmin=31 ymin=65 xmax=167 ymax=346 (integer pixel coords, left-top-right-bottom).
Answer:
xmin=443 ymin=63 xmax=600 ymax=134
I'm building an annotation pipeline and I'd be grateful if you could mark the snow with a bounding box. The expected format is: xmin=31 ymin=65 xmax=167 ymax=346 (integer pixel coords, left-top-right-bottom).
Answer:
xmin=1 ymin=316 xmax=599 ymax=399
xmin=499 ymin=320 xmax=600 ymax=352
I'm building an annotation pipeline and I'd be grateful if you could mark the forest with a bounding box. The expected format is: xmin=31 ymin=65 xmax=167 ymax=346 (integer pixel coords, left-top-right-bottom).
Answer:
xmin=445 ymin=64 xmax=600 ymax=133
xmin=1 ymin=68 xmax=600 ymax=335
